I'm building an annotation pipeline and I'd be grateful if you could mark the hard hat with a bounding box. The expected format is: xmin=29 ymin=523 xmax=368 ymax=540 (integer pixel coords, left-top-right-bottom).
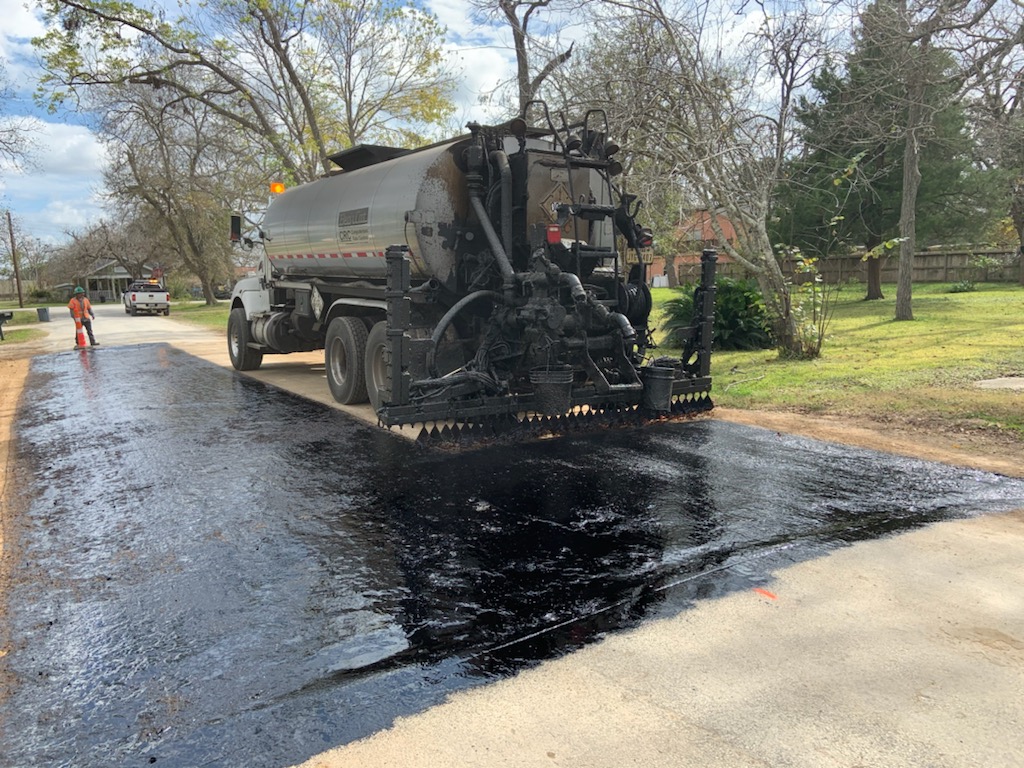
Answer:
xmin=74 ymin=286 xmax=85 ymax=294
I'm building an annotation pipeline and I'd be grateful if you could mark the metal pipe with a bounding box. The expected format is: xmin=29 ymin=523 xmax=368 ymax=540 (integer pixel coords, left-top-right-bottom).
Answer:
xmin=557 ymin=271 xmax=588 ymax=303
xmin=469 ymin=196 xmax=515 ymax=293
xmin=558 ymin=271 xmax=634 ymax=344
xmin=609 ymin=310 xmax=636 ymax=341
xmin=490 ymin=150 xmax=514 ymax=266
xmin=412 ymin=370 xmax=500 ymax=392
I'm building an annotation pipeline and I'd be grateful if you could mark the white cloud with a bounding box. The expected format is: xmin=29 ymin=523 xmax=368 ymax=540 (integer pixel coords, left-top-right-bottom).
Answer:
xmin=0 ymin=0 xmax=46 ymax=87
xmin=0 ymin=0 xmax=45 ymax=43
xmin=444 ymin=43 xmax=517 ymax=123
xmin=426 ymin=0 xmax=517 ymax=123
xmin=1 ymin=120 xmax=108 ymax=243
xmin=29 ymin=119 xmax=108 ymax=174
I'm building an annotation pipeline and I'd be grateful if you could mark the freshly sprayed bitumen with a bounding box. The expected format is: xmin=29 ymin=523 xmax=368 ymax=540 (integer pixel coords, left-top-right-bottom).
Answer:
xmin=3 ymin=344 xmax=1023 ymax=767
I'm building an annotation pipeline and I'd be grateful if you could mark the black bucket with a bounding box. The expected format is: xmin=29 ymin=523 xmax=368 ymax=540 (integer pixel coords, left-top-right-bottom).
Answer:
xmin=530 ymin=365 xmax=574 ymax=415
xmin=640 ymin=366 xmax=675 ymax=412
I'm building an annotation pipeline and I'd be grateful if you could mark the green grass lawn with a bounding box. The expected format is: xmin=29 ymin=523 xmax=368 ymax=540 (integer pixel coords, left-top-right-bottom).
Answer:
xmin=0 ymin=304 xmax=57 ymax=340
xmin=652 ymin=282 xmax=1024 ymax=436
xmin=0 ymin=327 xmax=48 ymax=344
xmin=171 ymin=300 xmax=232 ymax=330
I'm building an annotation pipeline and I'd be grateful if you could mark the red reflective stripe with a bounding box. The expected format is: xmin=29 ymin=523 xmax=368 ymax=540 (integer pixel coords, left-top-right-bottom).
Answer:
xmin=270 ymin=250 xmax=386 ymax=260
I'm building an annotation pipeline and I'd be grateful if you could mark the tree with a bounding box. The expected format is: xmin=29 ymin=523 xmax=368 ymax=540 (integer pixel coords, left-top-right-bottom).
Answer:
xmin=562 ymin=1 xmax=834 ymax=357
xmin=34 ymin=0 xmax=456 ymax=184
xmin=968 ymin=51 xmax=1024 ymax=283
xmin=65 ymin=219 xmax=164 ymax=283
xmin=99 ymin=80 xmax=253 ymax=303
xmin=776 ymin=50 xmax=997 ymax=300
xmin=471 ymin=0 xmax=582 ymax=116
xmin=0 ymin=59 xmax=33 ymax=169
xmin=845 ymin=0 xmax=1024 ymax=320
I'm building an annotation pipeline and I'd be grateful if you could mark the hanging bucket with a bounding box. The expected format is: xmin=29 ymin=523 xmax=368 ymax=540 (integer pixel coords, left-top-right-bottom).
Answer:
xmin=640 ymin=366 xmax=675 ymax=412
xmin=529 ymin=365 xmax=574 ymax=415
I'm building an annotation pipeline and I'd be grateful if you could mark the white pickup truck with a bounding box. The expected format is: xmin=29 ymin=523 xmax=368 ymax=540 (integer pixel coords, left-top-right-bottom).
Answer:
xmin=123 ymin=281 xmax=171 ymax=316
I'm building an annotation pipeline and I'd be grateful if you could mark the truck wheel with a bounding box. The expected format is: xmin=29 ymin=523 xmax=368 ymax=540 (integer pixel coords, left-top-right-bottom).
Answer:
xmin=325 ymin=317 xmax=369 ymax=404
xmin=365 ymin=321 xmax=390 ymax=411
xmin=228 ymin=307 xmax=264 ymax=371
xmin=130 ymin=306 xmax=137 ymax=316
xmin=164 ymin=308 xmax=170 ymax=316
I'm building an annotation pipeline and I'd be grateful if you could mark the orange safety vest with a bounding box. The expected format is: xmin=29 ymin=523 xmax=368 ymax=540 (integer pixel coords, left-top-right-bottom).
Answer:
xmin=68 ymin=295 xmax=93 ymax=321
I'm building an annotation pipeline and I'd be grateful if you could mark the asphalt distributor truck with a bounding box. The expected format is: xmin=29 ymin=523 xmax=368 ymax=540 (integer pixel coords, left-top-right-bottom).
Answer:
xmin=228 ymin=107 xmax=716 ymax=442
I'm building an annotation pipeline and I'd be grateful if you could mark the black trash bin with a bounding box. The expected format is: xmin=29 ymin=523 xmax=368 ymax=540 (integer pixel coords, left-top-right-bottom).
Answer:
xmin=36 ymin=307 xmax=51 ymax=322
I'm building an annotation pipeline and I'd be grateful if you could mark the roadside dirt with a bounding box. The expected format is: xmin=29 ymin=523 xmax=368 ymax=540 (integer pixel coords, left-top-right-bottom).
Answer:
xmin=0 ymin=357 xmax=31 ymax=565
xmin=714 ymin=407 xmax=1024 ymax=479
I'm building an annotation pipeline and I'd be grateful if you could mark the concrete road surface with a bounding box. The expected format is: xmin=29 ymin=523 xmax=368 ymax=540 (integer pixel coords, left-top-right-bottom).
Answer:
xmin=297 ymin=510 xmax=1024 ymax=768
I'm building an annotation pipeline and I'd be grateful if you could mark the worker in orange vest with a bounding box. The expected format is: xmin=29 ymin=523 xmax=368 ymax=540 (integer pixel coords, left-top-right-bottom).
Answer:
xmin=67 ymin=286 xmax=100 ymax=347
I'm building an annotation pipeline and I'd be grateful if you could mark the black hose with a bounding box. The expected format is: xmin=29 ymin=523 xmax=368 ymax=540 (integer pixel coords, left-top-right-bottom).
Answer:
xmin=426 ymin=290 xmax=514 ymax=378
xmin=411 ymin=370 xmax=501 ymax=397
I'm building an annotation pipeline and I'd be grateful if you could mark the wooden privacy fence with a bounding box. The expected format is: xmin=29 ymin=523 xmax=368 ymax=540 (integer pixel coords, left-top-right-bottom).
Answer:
xmin=674 ymin=248 xmax=1022 ymax=285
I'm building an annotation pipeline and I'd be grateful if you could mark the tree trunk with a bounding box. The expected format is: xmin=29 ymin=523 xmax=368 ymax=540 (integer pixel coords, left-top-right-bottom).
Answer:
xmin=758 ymin=265 xmax=797 ymax=354
xmin=895 ymin=97 xmax=923 ymax=322
xmin=865 ymin=256 xmax=885 ymax=300
xmin=748 ymin=225 xmax=798 ymax=353
xmin=664 ymin=253 xmax=678 ymax=287
xmin=202 ymin=280 xmax=218 ymax=305
xmin=1011 ymin=177 xmax=1024 ymax=286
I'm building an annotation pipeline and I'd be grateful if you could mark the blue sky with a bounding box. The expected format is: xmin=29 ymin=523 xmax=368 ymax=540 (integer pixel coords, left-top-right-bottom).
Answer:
xmin=0 ymin=0 xmax=558 ymax=246
xmin=0 ymin=0 xmax=112 ymax=244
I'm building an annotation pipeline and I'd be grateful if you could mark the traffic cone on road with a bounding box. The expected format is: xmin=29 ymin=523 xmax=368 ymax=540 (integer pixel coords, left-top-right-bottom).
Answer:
xmin=75 ymin=319 xmax=87 ymax=349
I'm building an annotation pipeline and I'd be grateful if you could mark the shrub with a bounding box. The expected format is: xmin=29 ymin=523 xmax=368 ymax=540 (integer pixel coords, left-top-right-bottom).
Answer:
xmin=663 ymin=277 xmax=773 ymax=351
xmin=949 ymin=280 xmax=976 ymax=293
xmin=165 ymin=275 xmax=193 ymax=300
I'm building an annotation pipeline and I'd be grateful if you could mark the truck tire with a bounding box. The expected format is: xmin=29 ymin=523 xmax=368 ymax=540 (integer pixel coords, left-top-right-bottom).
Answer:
xmin=228 ymin=307 xmax=264 ymax=371
xmin=325 ymin=316 xmax=369 ymax=404
xmin=365 ymin=321 xmax=390 ymax=411
xmin=130 ymin=306 xmax=137 ymax=316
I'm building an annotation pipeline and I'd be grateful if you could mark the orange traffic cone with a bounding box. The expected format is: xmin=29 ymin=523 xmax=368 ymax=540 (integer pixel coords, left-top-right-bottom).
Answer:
xmin=75 ymin=319 xmax=87 ymax=349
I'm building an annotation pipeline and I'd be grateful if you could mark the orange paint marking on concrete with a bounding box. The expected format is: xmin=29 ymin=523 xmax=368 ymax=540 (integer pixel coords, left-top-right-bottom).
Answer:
xmin=753 ymin=587 xmax=778 ymax=600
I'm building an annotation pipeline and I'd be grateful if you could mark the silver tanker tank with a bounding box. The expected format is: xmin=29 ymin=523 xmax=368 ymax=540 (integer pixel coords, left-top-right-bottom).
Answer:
xmin=262 ymin=133 xmax=612 ymax=286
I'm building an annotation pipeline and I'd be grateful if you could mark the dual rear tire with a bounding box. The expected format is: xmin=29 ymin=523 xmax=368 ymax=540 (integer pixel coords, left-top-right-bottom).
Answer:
xmin=229 ymin=310 xmax=390 ymax=407
xmin=324 ymin=317 xmax=390 ymax=409
xmin=364 ymin=321 xmax=389 ymax=411
xmin=325 ymin=317 xmax=369 ymax=404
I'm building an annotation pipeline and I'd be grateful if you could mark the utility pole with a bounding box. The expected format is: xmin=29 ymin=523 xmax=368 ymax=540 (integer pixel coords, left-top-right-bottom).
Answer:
xmin=5 ymin=210 xmax=24 ymax=308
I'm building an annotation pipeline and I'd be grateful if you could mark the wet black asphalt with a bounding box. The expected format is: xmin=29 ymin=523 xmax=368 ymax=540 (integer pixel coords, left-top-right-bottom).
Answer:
xmin=3 ymin=344 xmax=1024 ymax=768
